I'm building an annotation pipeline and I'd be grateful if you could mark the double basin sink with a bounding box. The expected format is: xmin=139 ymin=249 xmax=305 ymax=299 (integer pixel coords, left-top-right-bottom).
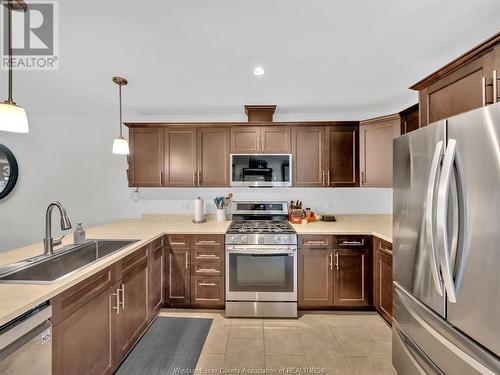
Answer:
xmin=0 ymin=239 xmax=138 ymax=284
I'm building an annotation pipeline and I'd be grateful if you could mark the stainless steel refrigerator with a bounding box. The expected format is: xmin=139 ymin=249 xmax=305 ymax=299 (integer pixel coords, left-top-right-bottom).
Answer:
xmin=393 ymin=102 xmax=500 ymax=374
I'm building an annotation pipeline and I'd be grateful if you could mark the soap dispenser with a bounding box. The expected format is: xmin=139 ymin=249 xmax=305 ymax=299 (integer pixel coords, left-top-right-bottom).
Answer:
xmin=74 ymin=223 xmax=86 ymax=244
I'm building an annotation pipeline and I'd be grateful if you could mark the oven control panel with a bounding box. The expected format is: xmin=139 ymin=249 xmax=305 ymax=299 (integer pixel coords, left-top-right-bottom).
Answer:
xmin=225 ymin=233 xmax=298 ymax=245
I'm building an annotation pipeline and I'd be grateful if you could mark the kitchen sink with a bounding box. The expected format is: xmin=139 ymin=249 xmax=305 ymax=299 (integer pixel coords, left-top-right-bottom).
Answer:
xmin=0 ymin=239 xmax=138 ymax=284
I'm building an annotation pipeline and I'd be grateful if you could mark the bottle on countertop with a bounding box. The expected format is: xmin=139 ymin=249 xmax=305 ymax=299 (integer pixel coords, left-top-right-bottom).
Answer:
xmin=73 ymin=222 xmax=86 ymax=244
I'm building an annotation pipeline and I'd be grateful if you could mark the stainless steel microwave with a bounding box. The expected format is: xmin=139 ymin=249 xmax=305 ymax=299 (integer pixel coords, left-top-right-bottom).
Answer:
xmin=230 ymin=154 xmax=292 ymax=187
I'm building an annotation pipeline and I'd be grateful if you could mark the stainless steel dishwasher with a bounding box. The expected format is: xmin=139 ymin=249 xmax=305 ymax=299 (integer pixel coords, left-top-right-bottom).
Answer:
xmin=0 ymin=304 xmax=52 ymax=374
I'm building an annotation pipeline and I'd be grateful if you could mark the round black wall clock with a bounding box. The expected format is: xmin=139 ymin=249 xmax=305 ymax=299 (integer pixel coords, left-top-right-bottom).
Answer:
xmin=0 ymin=144 xmax=19 ymax=200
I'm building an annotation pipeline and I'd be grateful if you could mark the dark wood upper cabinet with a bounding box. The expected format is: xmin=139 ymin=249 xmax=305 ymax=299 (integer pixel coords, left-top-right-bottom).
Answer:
xmin=333 ymin=248 xmax=370 ymax=307
xmin=115 ymin=247 xmax=149 ymax=360
xmin=399 ymin=104 xmax=419 ymax=135
xmin=163 ymin=128 xmax=197 ymax=186
xmin=197 ymin=127 xmax=230 ymax=187
xmin=326 ymin=125 xmax=358 ymax=187
xmin=359 ymin=115 xmax=400 ymax=188
xmin=292 ymin=127 xmax=326 ymax=187
xmin=128 ymin=128 xmax=163 ymax=187
xmin=260 ymin=126 xmax=291 ymax=153
xmin=411 ymin=32 xmax=500 ymax=127
xmin=298 ymin=246 xmax=333 ymax=308
xmin=374 ymin=237 xmax=393 ymax=324
xmin=231 ymin=127 xmax=260 ymax=153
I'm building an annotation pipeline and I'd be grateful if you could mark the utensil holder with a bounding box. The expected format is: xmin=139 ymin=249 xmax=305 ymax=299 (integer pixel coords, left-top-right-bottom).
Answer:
xmin=216 ymin=209 xmax=226 ymax=222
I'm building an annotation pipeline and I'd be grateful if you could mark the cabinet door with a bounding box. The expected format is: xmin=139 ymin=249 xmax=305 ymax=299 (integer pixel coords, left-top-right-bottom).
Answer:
xmin=292 ymin=127 xmax=326 ymax=187
xmin=167 ymin=246 xmax=191 ymax=305
xmin=197 ymin=127 xmax=230 ymax=186
xmin=400 ymin=106 xmax=420 ymax=135
xmin=260 ymin=126 xmax=291 ymax=153
xmin=298 ymin=247 xmax=333 ymax=307
xmin=419 ymin=56 xmax=489 ymax=127
xmin=191 ymin=276 xmax=224 ymax=307
xmin=148 ymin=238 xmax=164 ymax=320
xmin=116 ymin=249 xmax=149 ymax=360
xmin=52 ymin=268 xmax=116 ymax=375
xmin=231 ymin=127 xmax=260 ymax=153
xmin=374 ymin=238 xmax=393 ymax=324
xmin=359 ymin=117 xmax=399 ymax=187
xmin=333 ymin=249 xmax=370 ymax=307
xmin=326 ymin=125 xmax=358 ymax=187
xmin=164 ymin=128 xmax=197 ymax=186
xmin=128 ymin=128 xmax=163 ymax=187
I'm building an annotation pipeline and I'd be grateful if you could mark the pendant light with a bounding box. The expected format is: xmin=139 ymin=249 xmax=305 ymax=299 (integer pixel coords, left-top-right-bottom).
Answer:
xmin=112 ymin=76 xmax=129 ymax=155
xmin=0 ymin=0 xmax=29 ymax=133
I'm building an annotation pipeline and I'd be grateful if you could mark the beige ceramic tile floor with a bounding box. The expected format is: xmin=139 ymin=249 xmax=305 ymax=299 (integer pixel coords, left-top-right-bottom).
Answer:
xmin=159 ymin=309 xmax=396 ymax=375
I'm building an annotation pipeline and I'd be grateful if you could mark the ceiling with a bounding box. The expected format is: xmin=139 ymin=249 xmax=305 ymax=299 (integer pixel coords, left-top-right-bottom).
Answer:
xmin=3 ymin=0 xmax=500 ymax=121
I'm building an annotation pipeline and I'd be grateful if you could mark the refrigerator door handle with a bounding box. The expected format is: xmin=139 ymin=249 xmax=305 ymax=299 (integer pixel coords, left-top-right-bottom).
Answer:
xmin=425 ymin=141 xmax=444 ymax=296
xmin=436 ymin=139 xmax=468 ymax=304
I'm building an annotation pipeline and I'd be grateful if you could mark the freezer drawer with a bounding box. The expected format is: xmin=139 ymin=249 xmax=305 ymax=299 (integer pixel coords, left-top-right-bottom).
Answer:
xmin=393 ymin=283 xmax=500 ymax=375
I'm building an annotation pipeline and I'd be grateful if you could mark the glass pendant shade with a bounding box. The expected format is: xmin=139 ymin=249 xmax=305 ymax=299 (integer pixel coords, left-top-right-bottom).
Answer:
xmin=112 ymin=137 xmax=129 ymax=155
xmin=0 ymin=102 xmax=29 ymax=133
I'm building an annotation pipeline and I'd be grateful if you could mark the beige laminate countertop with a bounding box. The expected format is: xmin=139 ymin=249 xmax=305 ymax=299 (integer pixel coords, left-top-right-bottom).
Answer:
xmin=0 ymin=214 xmax=391 ymax=326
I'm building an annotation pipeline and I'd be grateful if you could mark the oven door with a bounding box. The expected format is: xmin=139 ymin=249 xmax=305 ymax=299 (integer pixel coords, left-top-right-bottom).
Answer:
xmin=226 ymin=246 xmax=297 ymax=302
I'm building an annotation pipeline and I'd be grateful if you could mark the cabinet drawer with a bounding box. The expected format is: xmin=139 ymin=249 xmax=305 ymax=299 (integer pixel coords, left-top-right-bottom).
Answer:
xmin=192 ymin=234 xmax=224 ymax=248
xmin=191 ymin=276 xmax=224 ymax=306
xmin=377 ymin=238 xmax=393 ymax=255
xmin=334 ymin=235 xmax=369 ymax=248
xmin=191 ymin=261 xmax=224 ymax=276
xmin=299 ymin=235 xmax=332 ymax=248
xmin=118 ymin=245 xmax=148 ymax=276
xmin=51 ymin=266 xmax=115 ymax=325
xmin=192 ymin=247 xmax=224 ymax=262
xmin=167 ymin=234 xmax=191 ymax=249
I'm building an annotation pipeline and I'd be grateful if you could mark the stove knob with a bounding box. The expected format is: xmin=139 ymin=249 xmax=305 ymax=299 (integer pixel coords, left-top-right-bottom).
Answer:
xmin=241 ymin=235 xmax=248 ymax=244
xmin=230 ymin=235 xmax=238 ymax=243
xmin=273 ymin=235 xmax=282 ymax=244
xmin=258 ymin=237 xmax=264 ymax=244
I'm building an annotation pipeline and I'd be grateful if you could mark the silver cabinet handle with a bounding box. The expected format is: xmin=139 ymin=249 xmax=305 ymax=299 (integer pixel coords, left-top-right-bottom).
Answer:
xmin=482 ymin=77 xmax=488 ymax=106
xmin=120 ymin=283 xmax=125 ymax=309
xmin=340 ymin=240 xmax=364 ymax=246
xmin=112 ymin=288 xmax=120 ymax=315
xmin=378 ymin=243 xmax=393 ymax=256
xmin=197 ymin=268 xmax=219 ymax=274
xmin=197 ymin=171 xmax=201 ymax=186
xmin=196 ymin=240 xmax=218 ymax=245
xmin=361 ymin=171 xmax=366 ymax=185
xmin=193 ymin=171 xmax=196 ymax=186
xmin=197 ymin=254 xmax=218 ymax=258
xmin=305 ymin=240 xmax=327 ymax=246
xmin=321 ymin=170 xmax=325 ymax=186
xmin=335 ymin=251 xmax=339 ymax=270
xmin=185 ymin=251 xmax=189 ymax=269
xmin=327 ymin=170 xmax=330 ymax=186
xmin=329 ymin=252 xmax=333 ymax=270
xmin=199 ymin=282 xmax=216 ymax=287
xmin=170 ymin=242 xmax=186 ymax=246
xmin=436 ymin=139 xmax=468 ymax=304
xmin=494 ymin=70 xmax=498 ymax=103
xmin=425 ymin=141 xmax=444 ymax=296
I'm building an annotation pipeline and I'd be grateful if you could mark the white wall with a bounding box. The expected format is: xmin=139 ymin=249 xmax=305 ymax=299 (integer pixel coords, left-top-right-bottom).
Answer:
xmin=0 ymin=114 xmax=392 ymax=253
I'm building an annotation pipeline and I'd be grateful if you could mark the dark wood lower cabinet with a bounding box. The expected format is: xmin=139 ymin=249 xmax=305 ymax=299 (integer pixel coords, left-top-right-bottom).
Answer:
xmin=374 ymin=237 xmax=393 ymax=324
xmin=149 ymin=237 xmax=164 ymax=319
xmin=298 ymin=247 xmax=333 ymax=308
xmin=333 ymin=248 xmax=370 ymax=307
xmin=167 ymin=244 xmax=191 ymax=306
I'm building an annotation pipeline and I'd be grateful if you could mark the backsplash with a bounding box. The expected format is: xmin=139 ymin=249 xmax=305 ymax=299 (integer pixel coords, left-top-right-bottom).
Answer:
xmin=131 ymin=187 xmax=392 ymax=216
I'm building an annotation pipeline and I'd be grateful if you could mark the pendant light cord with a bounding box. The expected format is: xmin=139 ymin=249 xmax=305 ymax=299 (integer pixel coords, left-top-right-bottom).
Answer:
xmin=7 ymin=1 xmax=13 ymax=103
xmin=119 ymin=83 xmax=123 ymax=138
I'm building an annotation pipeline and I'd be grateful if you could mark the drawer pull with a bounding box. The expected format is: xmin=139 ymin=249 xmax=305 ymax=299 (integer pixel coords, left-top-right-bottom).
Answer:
xmin=340 ymin=240 xmax=364 ymax=246
xmin=197 ymin=268 xmax=219 ymax=273
xmin=379 ymin=243 xmax=393 ymax=255
xmin=185 ymin=251 xmax=189 ymax=269
xmin=199 ymin=282 xmax=216 ymax=287
xmin=196 ymin=240 xmax=219 ymax=245
xmin=305 ymin=241 xmax=327 ymax=245
xmin=197 ymin=254 xmax=218 ymax=258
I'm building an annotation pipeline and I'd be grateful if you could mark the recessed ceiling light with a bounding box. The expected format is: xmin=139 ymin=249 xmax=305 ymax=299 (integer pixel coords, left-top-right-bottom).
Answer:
xmin=253 ymin=66 xmax=265 ymax=76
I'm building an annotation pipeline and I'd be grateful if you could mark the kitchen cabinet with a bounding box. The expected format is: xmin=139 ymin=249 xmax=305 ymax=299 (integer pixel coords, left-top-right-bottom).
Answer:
xmin=148 ymin=237 xmax=165 ymax=319
xmin=52 ymin=268 xmax=116 ymax=375
xmin=197 ymin=127 xmax=230 ymax=186
xmin=292 ymin=127 xmax=327 ymax=187
xmin=231 ymin=126 xmax=290 ymax=153
xmin=373 ymin=237 xmax=393 ymax=324
xmin=166 ymin=235 xmax=191 ymax=306
xmin=163 ymin=128 xmax=197 ymax=186
xmin=128 ymin=128 xmax=163 ymax=187
xmin=359 ymin=114 xmax=400 ymax=187
xmin=326 ymin=125 xmax=358 ymax=187
xmin=411 ymin=33 xmax=500 ymax=127
xmin=298 ymin=235 xmax=371 ymax=309
xmin=298 ymin=235 xmax=333 ymax=308
xmin=115 ymin=246 xmax=149 ymax=360
xmin=399 ymin=104 xmax=419 ymax=135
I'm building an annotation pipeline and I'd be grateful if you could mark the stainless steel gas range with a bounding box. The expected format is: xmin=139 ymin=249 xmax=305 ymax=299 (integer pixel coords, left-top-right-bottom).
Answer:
xmin=225 ymin=201 xmax=298 ymax=318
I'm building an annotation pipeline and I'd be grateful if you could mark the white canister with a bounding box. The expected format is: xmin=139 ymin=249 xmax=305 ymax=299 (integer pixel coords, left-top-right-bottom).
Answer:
xmin=216 ymin=208 xmax=226 ymax=222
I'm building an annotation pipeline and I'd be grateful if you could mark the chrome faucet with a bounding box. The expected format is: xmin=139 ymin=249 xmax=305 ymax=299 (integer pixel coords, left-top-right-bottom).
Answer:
xmin=44 ymin=202 xmax=72 ymax=255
